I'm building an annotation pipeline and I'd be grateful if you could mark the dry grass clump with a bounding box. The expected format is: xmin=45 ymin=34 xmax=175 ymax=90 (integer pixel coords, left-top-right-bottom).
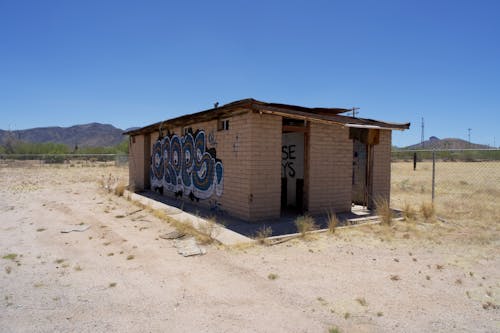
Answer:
xmin=98 ymin=173 xmax=117 ymax=192
xmin=402 ymin=203 xmax=417 ymax=221
xmin=170 ymin=219 xmax=209 ymax=243
xmin=151 ymin=208 xmax=168 ymax=220
xmin=327 ymin=210 xmax=339 ymax=233
xmin=255 ymin=225 xmax=273 ymax=245
xmin=2 ymin=253 xmax=18 ymax=261
xmin=114 ymin=182 xmax=126 ymax=197
xmin=295 ymin=215 xmax=318 ymax=237
xmin=155 ymin=211 xmax=219 ymax=245
xmin=267 ymin=273 xmax=278 ymax=280
xmin=420 ymin=202 xmax=435 ymax=221
xmin=355 ymin=297 xmax=368 ymax=307
xmin=375 ymin=198 xmax=394 ymax=225
xmin=196 ymin=218 xmax=220 ymax=244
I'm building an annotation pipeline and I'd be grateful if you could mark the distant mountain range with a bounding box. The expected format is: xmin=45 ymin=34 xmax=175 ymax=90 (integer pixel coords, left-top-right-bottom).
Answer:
xmin=402 ymin=136 xmax=491 ymax=150
xmin=0 ymin=123 xmax=494 ymax=151
xmin=0 ymin=123 xmax=126 ymax=148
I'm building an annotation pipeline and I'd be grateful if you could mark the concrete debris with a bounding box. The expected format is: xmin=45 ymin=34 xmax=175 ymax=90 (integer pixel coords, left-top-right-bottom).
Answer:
xmin=60 ymin=225 xmax=91 ymax=233
xmin=174 ymin=237 xmax=206 ymax=257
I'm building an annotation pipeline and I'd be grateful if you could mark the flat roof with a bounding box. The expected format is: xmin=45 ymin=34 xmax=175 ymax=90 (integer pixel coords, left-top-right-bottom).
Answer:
xmin=124 ymin=98 xmax=410 ymax=136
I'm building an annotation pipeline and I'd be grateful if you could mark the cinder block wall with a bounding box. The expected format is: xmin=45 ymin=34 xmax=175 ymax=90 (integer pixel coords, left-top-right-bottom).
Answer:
xmin=247 ymin=113 xmax=282 ymax=221
xmin=147 ymin=113 xmax=255 ymax=221
xmin=128 ymin=134 xmax=149 ymax=191
xmin=371 ymin=130 xmax=392 ymax=205
xmin=307 ymin=123 xmax=353 ymax=214
xmin=215 ymin=113 xmax=252 ymax=220
xmin=154 ymin=112 xmax=281 ymax=221
xmin=149 ymin=131 xmax=159 ymax=154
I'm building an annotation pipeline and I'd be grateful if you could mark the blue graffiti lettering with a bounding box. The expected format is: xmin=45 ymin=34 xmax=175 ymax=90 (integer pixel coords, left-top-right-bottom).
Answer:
xmin=150 ymin=130 xmax=223 ymax=200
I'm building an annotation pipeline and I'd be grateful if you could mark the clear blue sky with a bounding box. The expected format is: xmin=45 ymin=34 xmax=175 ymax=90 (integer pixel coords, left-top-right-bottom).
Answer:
xmin=1 ymin=0 xmax=499 ymax=147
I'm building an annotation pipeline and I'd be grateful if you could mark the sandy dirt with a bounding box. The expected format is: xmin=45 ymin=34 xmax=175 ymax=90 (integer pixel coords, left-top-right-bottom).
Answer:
xmin=1 ymin=163 xmax=499 ymax=332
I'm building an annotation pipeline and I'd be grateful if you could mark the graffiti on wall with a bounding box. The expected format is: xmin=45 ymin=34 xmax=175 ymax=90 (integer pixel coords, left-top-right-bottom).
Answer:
xmin=151 ymin=129 xmax=224 ymax=200
xmin=281 ymin=144 xmax=297 ymax=178
xmin=281 ymin=134 xmax=304 ymax=179
xmin=281 ymin=132 xmax=304 ymax=206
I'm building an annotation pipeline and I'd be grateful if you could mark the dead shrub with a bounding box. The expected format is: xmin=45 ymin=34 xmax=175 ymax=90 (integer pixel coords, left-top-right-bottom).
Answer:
xmin=402 ymin=202 xmax=417 ymax=221
xmin=152 ymin=208 xmax=169 ymax=221
xmin=255 ymin=225 xmax=273 ymax=245
xmin=327 ymin=210 xmax=339 ymax=234
xmin=420 ymin=202 xmax=435 ymax=221
xmin=99 ymin=173 xmax=116 ymax=192
xmin=114 ymin=182 xmax=126 ymax=197
xmin=295 ymin=215 xmax=318 ymax=237
xmin=375 ymin=198 xmax=394 ymax=225
xmin=267 ymin=273 xmax=278 ymax=280
xmin=197 ymin=217 xmax=219 ymax=244
xmin=170 ymin=218 xmax=219 ymax=245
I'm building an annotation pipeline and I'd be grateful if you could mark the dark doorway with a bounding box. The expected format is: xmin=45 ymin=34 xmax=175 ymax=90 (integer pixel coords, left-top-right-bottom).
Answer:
xmin=281 ymin=119 xmax=307 ymax=214
xmin=352 ymin=139 xmax=367 ymax=206
xmin=350 ymin=128 xmax=379 ymax=208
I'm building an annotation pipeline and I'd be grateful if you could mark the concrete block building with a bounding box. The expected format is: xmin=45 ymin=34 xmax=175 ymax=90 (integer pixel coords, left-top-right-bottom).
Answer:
xmin=125 ymin=99 xmax=409 ymax=221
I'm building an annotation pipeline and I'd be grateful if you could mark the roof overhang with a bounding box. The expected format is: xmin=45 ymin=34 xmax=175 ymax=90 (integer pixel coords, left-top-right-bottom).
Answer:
xmin=344 ymin=124 xmax=406 ymax=131
xmin=253 ymin=104 xmax=410 ymax=131
xmin=124 ymin=98 xmax=410 ymax=136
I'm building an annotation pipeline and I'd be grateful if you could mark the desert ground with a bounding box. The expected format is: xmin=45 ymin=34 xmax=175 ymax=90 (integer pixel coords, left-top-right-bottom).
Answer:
xmin=1 ymin=161 xmax=499 ymax=332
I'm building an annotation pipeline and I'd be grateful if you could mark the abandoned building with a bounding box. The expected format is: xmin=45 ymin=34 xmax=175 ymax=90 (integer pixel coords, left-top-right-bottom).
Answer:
xmin=125 ymin=99 xmax=410 ymax=221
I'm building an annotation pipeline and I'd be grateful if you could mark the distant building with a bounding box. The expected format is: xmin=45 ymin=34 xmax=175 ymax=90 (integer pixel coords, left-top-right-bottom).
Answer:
xmin=125 ymin=99 xmax=410 ymax=221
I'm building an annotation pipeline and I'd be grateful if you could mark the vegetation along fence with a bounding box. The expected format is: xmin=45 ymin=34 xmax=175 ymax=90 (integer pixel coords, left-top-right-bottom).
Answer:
xmin=391 ymin=149 xmax=500 ymax=219
xmin=2 ymin=150 xmax=498 ymax=221
xmin=0 ymin=154 xmax=129 ymax=166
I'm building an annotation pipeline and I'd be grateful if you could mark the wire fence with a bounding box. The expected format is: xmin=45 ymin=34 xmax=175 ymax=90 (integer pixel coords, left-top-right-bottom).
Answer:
xmin=391 ymin=149 xmax=500 ymax=219
xmin=1 ymin=150 xmax=498 ymax=220
xmin=0 ymin=154 xmax=129 ymax=167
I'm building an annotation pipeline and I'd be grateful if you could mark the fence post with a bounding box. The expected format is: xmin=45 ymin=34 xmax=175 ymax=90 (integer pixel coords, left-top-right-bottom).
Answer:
xmin=432 ymin=150 xmax=435 ymax=202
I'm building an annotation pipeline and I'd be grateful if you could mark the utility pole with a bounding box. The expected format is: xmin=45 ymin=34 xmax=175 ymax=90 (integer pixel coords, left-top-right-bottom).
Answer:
xmin=351 ymin=107 xmax=359 ymax=118
xmin=468 ymin=128 xmax=472 ymax=147
xmin=421 ymin=117 xmax=425 ymax=148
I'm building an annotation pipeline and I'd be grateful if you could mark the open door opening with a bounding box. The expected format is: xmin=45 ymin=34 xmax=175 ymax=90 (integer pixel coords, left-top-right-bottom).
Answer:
xmin=281 ymin=119 xmax=307 ymax=214
xmin=352 ymin=139 xmax=368 ymax=206
xmin=350 ymin=128 xmax=379 ymax=209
